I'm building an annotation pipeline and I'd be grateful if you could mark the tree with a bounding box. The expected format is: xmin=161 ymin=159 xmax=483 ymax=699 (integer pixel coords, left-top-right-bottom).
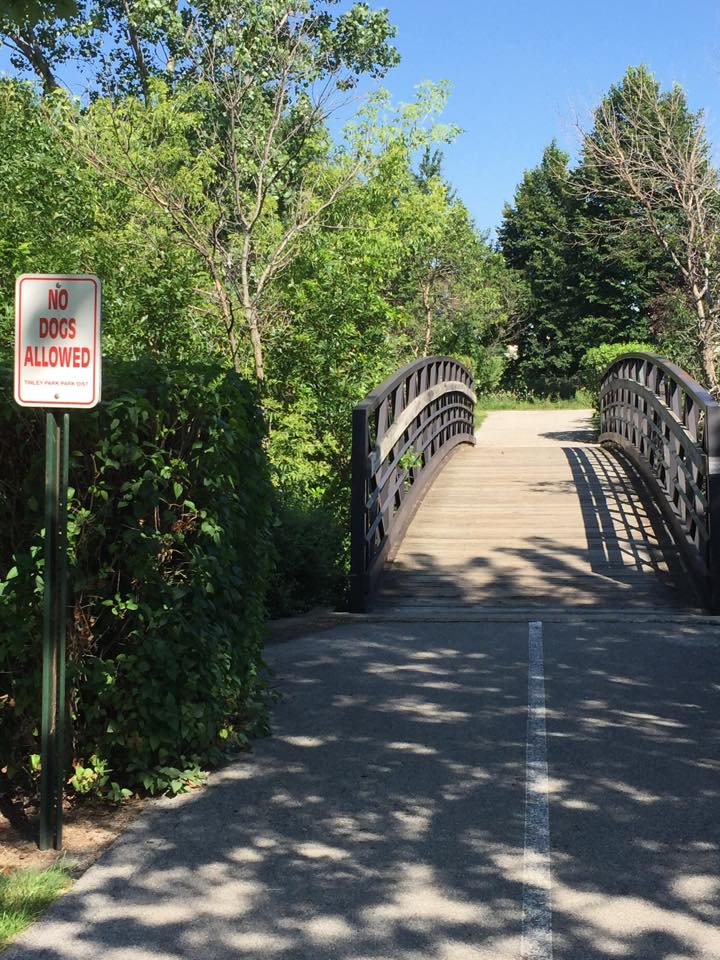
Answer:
xmin=499 ymin=130 xmax=684 ymax=392
xmin=498 ymin=142 xmax=583 ymax=389
xmin=1 ymin=1 xmax=190 ymax=99
xmin=0 ymin=80 xmax=214 ymax=363
xmin=581 ymin=66 xmax=720 ymax=390
xmin=66 ymin=1 xmax=399 ymax=381
xmin=4 ymin=1 xmax=76 ymax=23
xmin=394 ymin=178 xmax=521 ymax=367
xmin=0 ymin=0 xmax=74 ymax=93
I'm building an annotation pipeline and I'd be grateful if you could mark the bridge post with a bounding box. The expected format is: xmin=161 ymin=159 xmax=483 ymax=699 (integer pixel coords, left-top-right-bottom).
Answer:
xmin=350 ymin=405 xmax=370 ymax=613
xmin=704 ymin=404 xmax=720 ymax=612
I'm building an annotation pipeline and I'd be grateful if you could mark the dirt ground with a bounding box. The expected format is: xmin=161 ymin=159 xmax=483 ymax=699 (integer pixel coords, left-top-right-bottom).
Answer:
xmin=0 ymin=796 xmax=147 ymax=876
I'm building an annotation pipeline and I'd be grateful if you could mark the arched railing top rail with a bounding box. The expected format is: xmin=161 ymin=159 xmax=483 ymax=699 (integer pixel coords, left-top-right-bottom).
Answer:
xmin=599 ymin=351 xmax=720 ymax=610
xmin=350 ymin=356 xmax=476 ymax=612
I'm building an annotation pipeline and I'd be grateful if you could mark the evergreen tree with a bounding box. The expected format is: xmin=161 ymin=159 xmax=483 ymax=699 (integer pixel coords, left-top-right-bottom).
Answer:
xmin=499 ymin=128 xmax=682 ymax=391
xmin=581 ymin=66 xmax=717 ymax=386
xmin=498 ymin=142 xmax=581 ymax=391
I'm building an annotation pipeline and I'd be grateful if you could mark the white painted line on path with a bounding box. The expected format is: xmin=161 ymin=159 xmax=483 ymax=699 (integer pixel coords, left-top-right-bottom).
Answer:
xmin=522 ymin=620 xmax=553 ymax=960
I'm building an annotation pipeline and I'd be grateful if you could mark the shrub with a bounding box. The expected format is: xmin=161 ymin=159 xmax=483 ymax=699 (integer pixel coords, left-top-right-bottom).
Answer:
xmin=579 ymin=341 xmax=655 ymax=399
xmin=0 ymin=358 xmax=273 ymax=798
xmin=266 ymin=500 xmax=346 ymax=618
xmin=468 ymin=347 xmax=507 ymax=395
xmin=524 ymin=376 xmax=578 ymax=400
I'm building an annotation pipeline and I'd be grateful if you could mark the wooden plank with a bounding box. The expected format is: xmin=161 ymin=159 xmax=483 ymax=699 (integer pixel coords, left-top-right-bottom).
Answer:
xmin=375 ymin=409 xmax=697 ymax=612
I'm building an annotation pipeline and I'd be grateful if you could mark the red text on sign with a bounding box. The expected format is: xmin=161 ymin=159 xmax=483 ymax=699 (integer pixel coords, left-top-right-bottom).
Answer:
xmin=23 ymin=346 xmax=91 ymax=368
xmin=48 ymin=289 xmax=69 ymax=310
xmin=39 ymin=317 xmax=77 ymax=339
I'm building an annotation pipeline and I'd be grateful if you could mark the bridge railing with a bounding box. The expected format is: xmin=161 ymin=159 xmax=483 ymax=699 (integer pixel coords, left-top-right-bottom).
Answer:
xmin=350 ymin=356 xmax=477 ymax=612
xmin=599 ymin=352 xmax=720 ymax=610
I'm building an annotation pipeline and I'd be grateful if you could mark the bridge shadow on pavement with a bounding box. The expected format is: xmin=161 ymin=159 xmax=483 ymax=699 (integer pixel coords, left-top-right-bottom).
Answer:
xmin=6 ymin=619 xmax=720 ymax=959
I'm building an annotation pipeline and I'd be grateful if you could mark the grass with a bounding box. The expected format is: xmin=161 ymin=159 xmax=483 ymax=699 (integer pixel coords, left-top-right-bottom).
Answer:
xmin=0 ymin=865 xmax=71 ymax=951
xmin=476 ymin=389 xmax=594 ymax=411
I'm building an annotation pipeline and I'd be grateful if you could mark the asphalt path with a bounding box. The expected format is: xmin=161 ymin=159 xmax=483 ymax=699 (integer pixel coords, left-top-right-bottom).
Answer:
xmin=5 ymin=616 xmax=720 ymax=959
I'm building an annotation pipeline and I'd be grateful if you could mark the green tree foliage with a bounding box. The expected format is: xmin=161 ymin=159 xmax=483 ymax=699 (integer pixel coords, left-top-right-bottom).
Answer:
xmin=499 ymin=139 xmax=678 ymax=393
xmin=581 ymin=66 xmax=720 ymax=388
xmin=498 ymin=142 xmax=583 ymax=390
xmin=0 ymin=0 xmax=84 ymax=93
xmin=0 ymin=359 xmax=273 ymax=797
xmin=500 ymin=67 xmax=718 ymax=394
xmin=3 ymin=0 xmax=76 ymax=21
xmin=45 ymin=1 xmax=400 ymax=381
xmin=0 ymin=80 xmax=217 ymax=362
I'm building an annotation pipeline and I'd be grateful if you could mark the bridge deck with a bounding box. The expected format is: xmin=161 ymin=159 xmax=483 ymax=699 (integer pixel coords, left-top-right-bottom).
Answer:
xmin=380 ymin=409 xmax=696 ymax=612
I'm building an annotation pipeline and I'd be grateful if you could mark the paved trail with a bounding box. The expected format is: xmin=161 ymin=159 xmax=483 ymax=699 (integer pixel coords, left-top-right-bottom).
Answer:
xmin=6 ymin=412 xmax=720 ymax=960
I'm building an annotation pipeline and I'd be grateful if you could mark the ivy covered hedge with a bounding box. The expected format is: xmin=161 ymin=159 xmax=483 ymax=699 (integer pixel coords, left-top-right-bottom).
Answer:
xmin=0 ymin=359 xmax=273 ymax=798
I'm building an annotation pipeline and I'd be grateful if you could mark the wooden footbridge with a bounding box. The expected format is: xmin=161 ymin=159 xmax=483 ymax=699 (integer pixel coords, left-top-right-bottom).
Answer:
xmin=350 ymin=353 xmax=720 ymax=614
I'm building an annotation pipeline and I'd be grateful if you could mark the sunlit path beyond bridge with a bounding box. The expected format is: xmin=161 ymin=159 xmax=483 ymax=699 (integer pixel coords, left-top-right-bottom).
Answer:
xmin=381 ymin=409 xmax=695 ymax=614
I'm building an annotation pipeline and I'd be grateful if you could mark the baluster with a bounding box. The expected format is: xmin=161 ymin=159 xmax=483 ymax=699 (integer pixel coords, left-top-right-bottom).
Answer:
xmin=705 ymin=404 xmax=720 ymax=610
xmin=392 ymin=382 xmax=406 ymax=512
xmin=407 ymin=370 xmax=418 ymax=404
xmin=419 ymin=364 xmax=428 ymax=394
xmin=667 ymin=380 xmax=682 ymax=511
xmin=376 ymin=397 xmax=389 ymax=444
xmin=686 ymin=396 xmax=698 ymax=443
xmin=684 ymin=397 xmax=700 ymax=541
xmin=407 ymin=371 xmax=420 ymax=477
xmin=375 ymin=398 xmax=391 ymax=541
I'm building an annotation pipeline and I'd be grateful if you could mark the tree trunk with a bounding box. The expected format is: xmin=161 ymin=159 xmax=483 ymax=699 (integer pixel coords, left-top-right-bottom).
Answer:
xmin=694 ymin=285 xmax=719 ymax=393
xmin=211 ymin=275 xmax=242 ymax=375
xmin=237 ymin=236 xmax=265 ymax=383
xmin=701 ymin=338 xmax=718 ymax=394
xmin=245 ymin=304 xmax=265 ymax=382
xmin=422 ymin=278 xmax=433 ymax=357
xmin=121 ymin=0 xmax=150 ymax=103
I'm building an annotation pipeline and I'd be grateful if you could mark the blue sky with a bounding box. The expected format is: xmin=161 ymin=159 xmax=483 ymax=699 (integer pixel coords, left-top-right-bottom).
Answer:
xmin=2 ymin=1 xmax=720 ymax=234
xmin=371 ymin=0 xmax=720 ymax=233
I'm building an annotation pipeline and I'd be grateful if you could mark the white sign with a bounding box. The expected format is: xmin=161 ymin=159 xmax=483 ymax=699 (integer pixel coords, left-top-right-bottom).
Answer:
xmin=14 ymin=274 xmax=101 ymax=409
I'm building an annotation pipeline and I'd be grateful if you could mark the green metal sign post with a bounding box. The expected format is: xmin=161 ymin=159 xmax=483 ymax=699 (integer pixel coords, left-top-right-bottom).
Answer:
xmin=39 ymin=411 xmax=70 ymax=851
xmin=14 ymin=274 xmax=102 ymax=852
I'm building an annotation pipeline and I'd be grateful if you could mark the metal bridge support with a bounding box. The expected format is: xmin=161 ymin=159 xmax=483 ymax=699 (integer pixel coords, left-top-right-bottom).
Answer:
xmin=599 ymin=352 xmax=720 ymax=612
xmin=350 ymin=356 xmax=476 ymax=613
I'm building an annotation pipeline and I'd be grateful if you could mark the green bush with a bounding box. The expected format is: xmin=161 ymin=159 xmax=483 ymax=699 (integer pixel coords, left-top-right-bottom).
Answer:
xmin=467 ymin=347 xmax=507 ymax=395
xmin=522 ymin=376 xmax=579 ymax=400
xmin=579 ymin=341 xmax=655 ymax=399
xmin=266 ymin=500 xmax=346 ymax=618
xmin=0 ymin=358 xmax=273 ymax=798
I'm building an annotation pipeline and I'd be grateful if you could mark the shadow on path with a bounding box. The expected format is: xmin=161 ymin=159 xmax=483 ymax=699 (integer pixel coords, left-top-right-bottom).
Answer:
xmin=383 ymin=417 xmax=695 ymax=611
xmin=5 ymin=618 xmax=720 ymax=959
